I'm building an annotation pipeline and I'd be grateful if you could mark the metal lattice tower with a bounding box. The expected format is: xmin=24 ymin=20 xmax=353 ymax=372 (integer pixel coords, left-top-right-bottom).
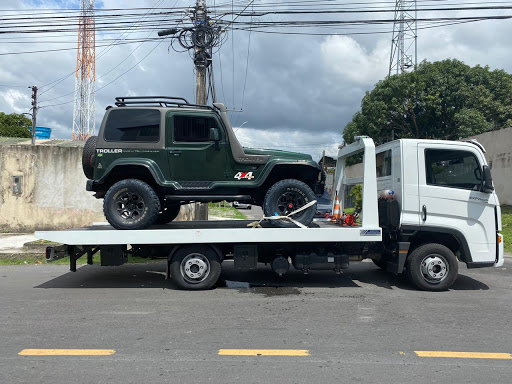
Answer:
xmin=72 ymin=0 xmax=96 ymax=141
xmin=389 ymin=0 xmax=417 ymax=76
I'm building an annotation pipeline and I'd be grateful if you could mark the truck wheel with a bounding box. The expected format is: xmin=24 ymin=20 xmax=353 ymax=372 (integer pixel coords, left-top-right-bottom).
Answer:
xmin=170 ymin=246 xmax=221 ymax=290
xmin=406 ymin=243 xmax=458 ymax=291
xmin=82 ymin=135 xmax=98 ymax=179
xmin=103 ymin=179 xmax=160 ymax=230
xmin=156 ymin=204 xmax=181 ymax=224
xmin=263 ymin=179 xmax=317 ymax=228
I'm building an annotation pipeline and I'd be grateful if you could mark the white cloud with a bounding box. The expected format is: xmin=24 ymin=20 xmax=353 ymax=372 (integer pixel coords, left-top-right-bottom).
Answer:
xmin=320 ymin=36 xmax=389 ymax=85
xmin=0 ymin=89 xmax=30 ymax=114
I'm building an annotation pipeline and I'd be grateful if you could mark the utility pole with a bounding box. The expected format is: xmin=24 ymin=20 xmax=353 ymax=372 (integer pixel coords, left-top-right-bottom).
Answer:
xmin=158 ymin=0 xmax=219 ymax=106
xmin=30 ymin=85 xmax=38 ymax=145
xmin=193 ymin=0 xmax=209 ymax=105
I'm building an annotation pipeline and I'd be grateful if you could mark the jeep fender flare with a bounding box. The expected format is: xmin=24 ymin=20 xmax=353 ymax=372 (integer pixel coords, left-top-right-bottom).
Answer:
xmin=245 ymin=161 xmax=322 ymax=189
xmin=97 ymin=159 xmax=167 ymax=186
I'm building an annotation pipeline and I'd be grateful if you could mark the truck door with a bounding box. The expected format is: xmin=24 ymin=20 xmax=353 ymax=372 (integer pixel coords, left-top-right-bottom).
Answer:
xmin=417 ymin=143 xmax=498 ymax=264
xmin=165 ymin=112 xmax=228 ymax=183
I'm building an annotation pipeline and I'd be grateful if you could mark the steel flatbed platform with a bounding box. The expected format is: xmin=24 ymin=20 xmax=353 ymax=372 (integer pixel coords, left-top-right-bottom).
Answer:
xmin=36 ymin=220 xmax=382 ymax=246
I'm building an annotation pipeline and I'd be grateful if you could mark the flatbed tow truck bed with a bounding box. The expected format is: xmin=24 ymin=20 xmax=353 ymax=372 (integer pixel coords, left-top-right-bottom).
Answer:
xmin=36 ymin=220 xmax=382 ymax=246
xmin=36 ymin=137 xmax=387 ymax=290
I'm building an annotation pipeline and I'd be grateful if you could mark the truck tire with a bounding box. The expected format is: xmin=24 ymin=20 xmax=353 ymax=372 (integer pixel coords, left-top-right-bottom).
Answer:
xmin=406 ymin=243 xmax=458 ymax=291
xmin=170 ymin=245 xmax=221 ymax=290
xmin=82 ymin=135 xmax=98 ymax=179
xmin=103 ymin=179 xmax=160 ymax=230
xmin=156 ymin=204 xmax=181 ymax=224
xmin=263 ymin=179 xmax=317 ymax=228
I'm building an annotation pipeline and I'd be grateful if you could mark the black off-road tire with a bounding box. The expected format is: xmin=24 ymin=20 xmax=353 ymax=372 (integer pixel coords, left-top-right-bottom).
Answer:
xmin=103 ymin=179 xmax=160 ymax=230
xmin=82 ymin=135 xmax=98 ymax=179
xmin=156 ymin=204 xmax=181 ymax=224
xmin=263 ymin=179 xmax=317 ymax=228
xmin=406 ymin=243 xmax=459 ymax=291
xmin=170 ymin=245 xmax=221 ymax=290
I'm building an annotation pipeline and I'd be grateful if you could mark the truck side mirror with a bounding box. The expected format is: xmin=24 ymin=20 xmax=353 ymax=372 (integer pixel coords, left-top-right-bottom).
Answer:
xmin=481 ymin=165 xmax=494 ymax=193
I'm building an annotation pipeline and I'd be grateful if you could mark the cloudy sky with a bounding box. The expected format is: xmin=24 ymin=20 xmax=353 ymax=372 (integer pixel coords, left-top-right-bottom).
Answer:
xmin=1 ymin=0 xmax=511 ymax=161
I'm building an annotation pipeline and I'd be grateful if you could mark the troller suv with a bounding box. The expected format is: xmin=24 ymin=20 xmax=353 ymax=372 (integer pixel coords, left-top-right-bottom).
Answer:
xmin=83 ymin=96 xmax=325 ymax=229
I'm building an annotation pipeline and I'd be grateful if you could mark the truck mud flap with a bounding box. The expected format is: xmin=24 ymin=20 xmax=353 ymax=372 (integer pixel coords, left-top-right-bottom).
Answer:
xmin=386 ymin=242 xmax=410 ymax=275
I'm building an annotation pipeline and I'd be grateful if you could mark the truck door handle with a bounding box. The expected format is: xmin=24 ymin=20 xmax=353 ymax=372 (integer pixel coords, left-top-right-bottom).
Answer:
xmin=422 ymin=205 xmax=427 ymax=222
xmin=169 ymin=150 xmax=182 ymax=156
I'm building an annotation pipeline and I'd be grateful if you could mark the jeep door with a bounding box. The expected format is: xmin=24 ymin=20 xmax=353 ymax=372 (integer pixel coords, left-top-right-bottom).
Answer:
xmin=417 ymin=143 xmax=498 ymax=264
xmin=165 ymin=112 xmax=228 ymax=183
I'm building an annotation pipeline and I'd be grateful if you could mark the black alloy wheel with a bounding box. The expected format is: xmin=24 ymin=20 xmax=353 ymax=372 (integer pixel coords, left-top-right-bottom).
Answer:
xmin=263 ymin=179 xmax=317 ymax=228
xmin=103 ymin=179 xmax=160 ymax=230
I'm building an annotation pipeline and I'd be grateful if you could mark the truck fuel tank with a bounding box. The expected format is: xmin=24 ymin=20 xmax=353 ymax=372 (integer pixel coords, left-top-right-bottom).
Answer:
xmin=293 ymin=253 xmax=349 ymax=273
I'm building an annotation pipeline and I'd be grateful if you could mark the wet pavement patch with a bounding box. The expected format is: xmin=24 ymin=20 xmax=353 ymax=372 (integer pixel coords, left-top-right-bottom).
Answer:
xmin=222 ymin=280 xmax=301 ymax=296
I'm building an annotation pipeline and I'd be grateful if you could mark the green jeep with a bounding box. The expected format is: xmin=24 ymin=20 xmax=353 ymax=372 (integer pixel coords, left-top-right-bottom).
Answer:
xmin=83 ymin=96 xmax=325 ymax=230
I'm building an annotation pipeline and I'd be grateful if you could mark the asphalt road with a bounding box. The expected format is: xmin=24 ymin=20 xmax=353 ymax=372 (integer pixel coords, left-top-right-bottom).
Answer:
xmin=1 ymin=259 xmax=512 ymax=384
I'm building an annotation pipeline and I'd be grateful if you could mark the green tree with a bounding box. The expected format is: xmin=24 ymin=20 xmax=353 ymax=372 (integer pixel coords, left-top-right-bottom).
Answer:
xmin=343 ymin=59 xmax=512 ymax=145
xmin=0 ymin=112 xmax=32 ymax=138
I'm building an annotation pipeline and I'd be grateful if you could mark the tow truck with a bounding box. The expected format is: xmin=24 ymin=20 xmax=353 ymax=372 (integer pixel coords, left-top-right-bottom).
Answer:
xmin=38 ymin=136 xmax=504 ymax=291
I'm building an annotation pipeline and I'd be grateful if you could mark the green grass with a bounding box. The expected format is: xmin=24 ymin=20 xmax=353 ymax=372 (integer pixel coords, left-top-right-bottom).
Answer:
xmin=502 ymin=205 xmax=512 ymax=254
xmin=25 ymin=240 xmax=57 ymax=245
xmin=208 ymin=203 xmax=247 ymax=220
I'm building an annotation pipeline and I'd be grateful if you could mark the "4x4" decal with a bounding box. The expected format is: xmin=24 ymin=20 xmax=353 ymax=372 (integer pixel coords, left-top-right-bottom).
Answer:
xmin=234 ymin=172 xmax=255 ymax=180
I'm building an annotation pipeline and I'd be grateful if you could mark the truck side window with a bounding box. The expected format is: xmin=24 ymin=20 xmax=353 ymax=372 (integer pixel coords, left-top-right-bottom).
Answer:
xmin=104 ymin=109 xmax=160 ymax=142
xmin=376 ymin=149 xmax=392 ymax=177
xmin=425 ymin=149 xmax=481 ymax=190
xmin=174 ymin=116 xmax=219 ymax=142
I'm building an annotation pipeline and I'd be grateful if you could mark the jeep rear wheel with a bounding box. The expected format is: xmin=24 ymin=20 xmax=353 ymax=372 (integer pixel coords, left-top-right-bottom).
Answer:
xmin=263 ymin=179 xmax=317 ymax=228
xmin=82 ymin=135 xmax=98 ymax=180
xmin=103 ymin=179 xmax=160 ymax=230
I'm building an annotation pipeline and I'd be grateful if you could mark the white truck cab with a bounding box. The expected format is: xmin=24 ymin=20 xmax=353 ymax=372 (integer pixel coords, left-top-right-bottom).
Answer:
xmin=375 ymin=139 xmax=503 ymax=266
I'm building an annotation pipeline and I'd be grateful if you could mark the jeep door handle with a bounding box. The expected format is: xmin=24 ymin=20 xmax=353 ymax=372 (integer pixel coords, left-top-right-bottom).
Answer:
xmin=422 ymin=205 xmax=427 ymax=222
xmin=169 ymin=150 xmax=182 ymax=156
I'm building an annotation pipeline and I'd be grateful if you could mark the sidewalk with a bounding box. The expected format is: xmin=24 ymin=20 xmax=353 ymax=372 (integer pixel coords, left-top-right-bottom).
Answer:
xmin=0 ymin=233 xmax=38 ymax=253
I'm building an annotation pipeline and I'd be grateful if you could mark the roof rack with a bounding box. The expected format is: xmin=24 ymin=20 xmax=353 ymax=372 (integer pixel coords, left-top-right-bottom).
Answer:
xmin=114 ymin=96 xmax=215 ymax=111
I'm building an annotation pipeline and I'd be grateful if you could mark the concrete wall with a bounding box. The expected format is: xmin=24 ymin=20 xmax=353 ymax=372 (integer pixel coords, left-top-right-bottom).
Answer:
xmin=0 ymin=140 xmax=195 ymax=232
xmin=467 ymin=127 xmax=512 ymax=205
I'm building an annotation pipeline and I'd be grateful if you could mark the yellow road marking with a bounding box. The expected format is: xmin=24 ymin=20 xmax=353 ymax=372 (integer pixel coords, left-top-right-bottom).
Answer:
xmin=19 ymin=349 xmax=116 ymax=356
xmin=415 ymin=351 xmax=512 ymax=359
xmin=219 ymin=349 xmax=310 ymax=356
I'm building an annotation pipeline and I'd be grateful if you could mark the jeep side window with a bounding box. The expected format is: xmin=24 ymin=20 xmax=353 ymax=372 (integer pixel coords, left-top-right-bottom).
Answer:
xmin=174 ymin=116 xmax=219 ymax=142
xmin=425 ymin=149 xmax=481 ymax=190
xmin=104 ymin=109 xmax=160 ymax=142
